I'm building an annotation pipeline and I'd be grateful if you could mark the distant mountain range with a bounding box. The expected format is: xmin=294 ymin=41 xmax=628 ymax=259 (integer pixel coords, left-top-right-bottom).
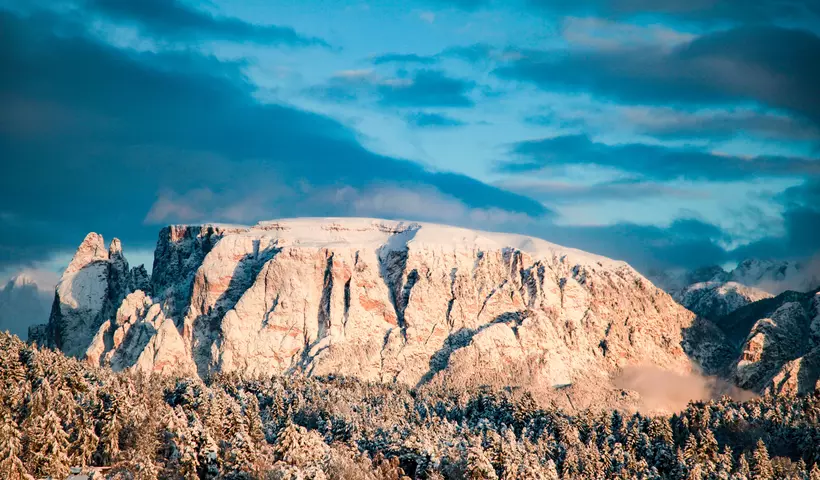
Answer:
xmin=650 ymin=258 xmax=820 ymax=297
xmin=0 ymin=272 xmax=53 ymax=339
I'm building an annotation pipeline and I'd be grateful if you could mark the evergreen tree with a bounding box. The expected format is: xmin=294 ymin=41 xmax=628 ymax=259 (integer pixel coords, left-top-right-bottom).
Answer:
xmin=25 ymin=409 xmax=71 ymax=479
xmin=810 ymin=463 xmax=820 ymax=480
xmin=751 ymin=439 xmax=774 ymax=480
xmin=0 ymin=412 xmax=33 ymax=480
xmin=69 ymin=408 xmax=99 ymax=467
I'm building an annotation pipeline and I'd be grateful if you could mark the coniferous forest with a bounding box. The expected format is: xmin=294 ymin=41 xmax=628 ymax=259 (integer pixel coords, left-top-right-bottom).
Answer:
xmin=3 ymin=333 xmax=820 ymax=480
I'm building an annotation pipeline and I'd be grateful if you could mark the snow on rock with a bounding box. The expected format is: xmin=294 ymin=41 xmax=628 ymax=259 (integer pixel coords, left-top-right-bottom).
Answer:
xmin=33 ymin=233 xmax=151 ymax=358
xmin=674 ymin=281 xmax=773 ymax=320
xmin=725 ymin=291 xmax=820 ymax=394
xmin=42 ymin=218 xmax=729 ymax=391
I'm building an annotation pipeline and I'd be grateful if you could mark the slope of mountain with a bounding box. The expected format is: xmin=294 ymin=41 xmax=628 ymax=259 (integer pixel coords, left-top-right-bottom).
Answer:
xmin=712 ymin=288 xmax=820 ymax=395
xmin=674 ymin=281 xmax=773 ymax=320
xmin=32 ymin=218 xmax=730 ymax=399
xmin=0 ymin=273 xmax=53 ymax=339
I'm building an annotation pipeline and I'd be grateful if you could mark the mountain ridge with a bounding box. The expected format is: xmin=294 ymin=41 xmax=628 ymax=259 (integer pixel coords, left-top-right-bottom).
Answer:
xmin=30 ymin=217 xmax=729 ymax=407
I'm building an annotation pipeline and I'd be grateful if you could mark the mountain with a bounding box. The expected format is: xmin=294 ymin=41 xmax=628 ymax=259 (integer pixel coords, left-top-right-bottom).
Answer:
xmin=707 ymin=288 xmax=820 ymax=395
xmin=0 ymin=273 xmax=53 ymax=339
xmin=652 ymin=259 xmax=819 ymax=297
xmin=31 ymin=218 xmax=729 ymax=404
xmin=649 ymin=258 xmax=819 ymax=323
xmin=674 ymin=281 xmax=773 ymax=320
xmin=30 ymin=234 xmax=150 ymax=355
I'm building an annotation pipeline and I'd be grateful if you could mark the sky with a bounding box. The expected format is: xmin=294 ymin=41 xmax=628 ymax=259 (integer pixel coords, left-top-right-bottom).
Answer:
xmin=1 ymin=0 xmax=819 ymax=286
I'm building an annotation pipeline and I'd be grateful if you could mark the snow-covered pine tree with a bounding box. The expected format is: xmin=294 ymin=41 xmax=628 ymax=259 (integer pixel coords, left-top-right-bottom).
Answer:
xmin=0 ymin=412 xmax=34 ymax=480
xmin=69 ymin=408 xmax=99 ymax=467
xmin=751 ymin=439 xmax=774 ymax=480
xmin=25 ymin=409 xmax=71 ymax=478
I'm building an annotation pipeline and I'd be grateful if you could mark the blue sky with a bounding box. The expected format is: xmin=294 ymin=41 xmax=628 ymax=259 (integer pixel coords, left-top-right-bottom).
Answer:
xmin=1 ymin=0 xmax=819 ymax=281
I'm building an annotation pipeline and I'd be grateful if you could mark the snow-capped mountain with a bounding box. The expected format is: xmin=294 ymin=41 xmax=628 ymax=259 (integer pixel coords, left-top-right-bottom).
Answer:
xmin=650 ymin=258 xmax=819 ymax=320
xmin=31 ymin=218 xmax=729 ymax=398
xmin=730 ymin=258 xmax=819 ymax=294
xmin=674 ymin=281 xmax=773 ymax=320
xmin=0 ymin=273 xmax=53 ymax=339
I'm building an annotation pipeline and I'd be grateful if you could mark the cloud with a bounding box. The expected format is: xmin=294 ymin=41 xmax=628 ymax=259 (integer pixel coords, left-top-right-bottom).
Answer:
xmin=307 ymin=69 xmax=477 ymax=108
xmin=618 ymin=106 xmax=820 ymax=143
xmin=372 ymin=53 xmax=437 ymax=65
xmin=614 ymin=366 xmax=756 ymax=414
xmin=496 ymin=26 xmax=820 ymax=126
xmin=560 ymin=16 xmax=695 ymax=50
xmin=733 ymin=180 xmax=820 ymax=259
xmin=500 ymin=134 xmax=820 ymax=181
xmin=529 ymin=0 xmax=820 ymax=25
xmin=144 ymin=184 xmax=537 ymax=233
xmin=378 ymin=69 xmax=475 ymax=107
xmin=85 ymin=0 xmax=329 ymax=46
xmin=496 ymin=178 xmax=706 ymax=203
xmin=418 ymin=11 xmax=436 ymax=23
xmin=0 ymin=9 xmax=547 ymax=271
xmin=405 ymin=112 xmax=466 ymax=128
xmin=423 ymin=0 xmax=490 ymax=11
xmin=541 ymin=218 xmax=732 ymax=271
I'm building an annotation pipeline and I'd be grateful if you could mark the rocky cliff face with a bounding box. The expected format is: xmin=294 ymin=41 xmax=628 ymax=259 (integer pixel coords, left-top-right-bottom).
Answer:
xmin=36 ymin=233 xmax=150 ymax=357
xmin=715 ymin=289 xmax=820 ymax=395
xmin=37 ymin=218 xmax=728 ymax=394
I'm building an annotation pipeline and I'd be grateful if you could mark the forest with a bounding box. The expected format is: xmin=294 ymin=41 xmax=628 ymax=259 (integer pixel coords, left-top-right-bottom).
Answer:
xmin=2 ymin=332 xmax=820 ymax=480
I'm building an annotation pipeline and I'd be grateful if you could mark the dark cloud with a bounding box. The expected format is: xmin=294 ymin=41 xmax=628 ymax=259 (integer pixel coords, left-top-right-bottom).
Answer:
xmin=537 ymin=218 xmax=731 ymax=271
xmin=378 ymin=70 xmax=475 ymax=107
xmin=496 ymin=178 xmax=705 ymax=203
xmin=372 ymin=53 xmax=437 ymax=65
xmin=500 ymin=134 xmax=820 ymax=181
xmin=529 ymin=0 xmax=820 ymax=25
xmin=624 ymin=108 xmax=820 ymax=143
xmin=0 ymin=10 xmax=547 ymax=270
xmin=733 ymin=180 xmax=820 ymax=259
xmin=405 ymin=112 xmax=466 ymax=128
xmin=85 ymin=0 xmax=328 ymax=46
xmin=496 ymin=26 xmax=820 ymax=126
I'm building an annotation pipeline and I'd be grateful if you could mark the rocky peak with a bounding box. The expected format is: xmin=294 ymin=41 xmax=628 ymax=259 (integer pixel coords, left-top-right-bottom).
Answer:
xmin=33 ymin=233 xmax=149 ymax=357
xmin=65 ymin=232 xmax=109 ymax=274
xmin=9 ymin=273 xmax=37 ymax=289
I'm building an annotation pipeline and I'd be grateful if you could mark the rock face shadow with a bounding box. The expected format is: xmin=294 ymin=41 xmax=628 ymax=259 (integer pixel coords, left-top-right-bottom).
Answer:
xmin=415 ymin=311 xmax=527 ymax=388
xmin=192 ymin=241 xmax=281 ymax=378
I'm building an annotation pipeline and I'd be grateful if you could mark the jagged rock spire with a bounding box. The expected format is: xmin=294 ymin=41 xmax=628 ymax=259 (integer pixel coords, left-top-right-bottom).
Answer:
xmin=65 ymin=232 xmax=108 ymax=274
xmin=35 ymin=233 xmax=149 ymax=358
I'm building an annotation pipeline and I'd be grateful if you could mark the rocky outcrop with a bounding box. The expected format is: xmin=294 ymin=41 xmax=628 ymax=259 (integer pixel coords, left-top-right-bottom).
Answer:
xmin=716 ymin=289 xmax=820 ymax=395
xmin=35 ymin=233 xmax=149 ymax=358
xmin=42 ymin=218 xmax=729 ymax=394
